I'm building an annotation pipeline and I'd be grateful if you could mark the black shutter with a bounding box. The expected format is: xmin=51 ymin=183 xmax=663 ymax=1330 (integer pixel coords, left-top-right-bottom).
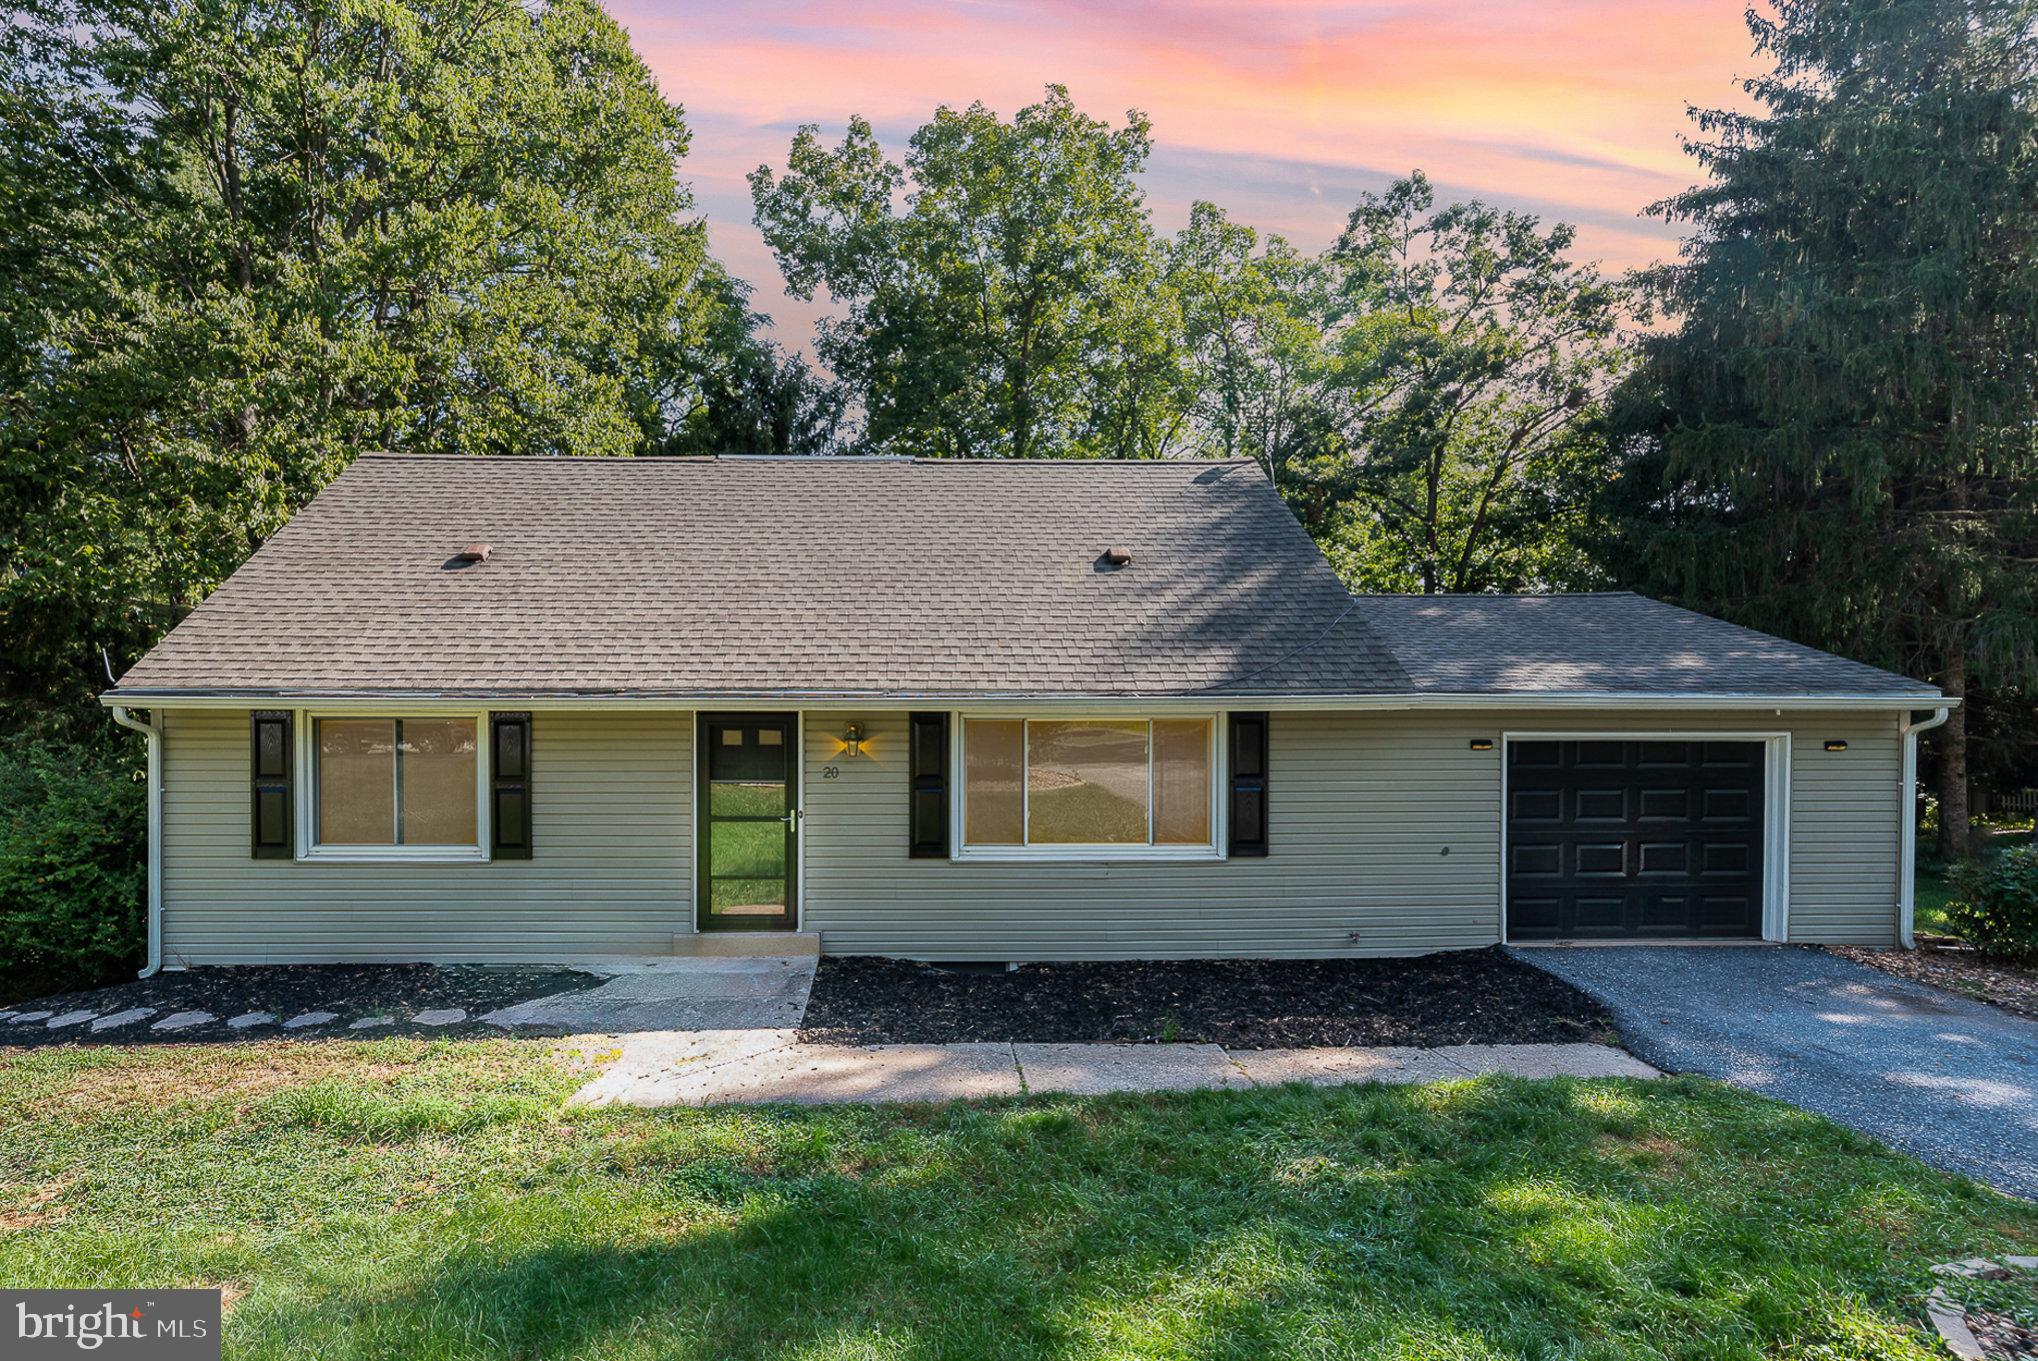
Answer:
xmin=1227 ymin=712 xmax=1269 ymax=857
xmin=250 ymin=710 xmax=294 ymax=859
xmin=908 ymin=712 xmax=950 ymax=858
xmin=491 ymin=713 xmax=533 ymax=860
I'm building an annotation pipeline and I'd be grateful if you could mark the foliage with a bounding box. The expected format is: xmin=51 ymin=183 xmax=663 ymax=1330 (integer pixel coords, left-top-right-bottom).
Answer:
xmin=0 ymin=731 xmax=145 ymax=1004
xmin=1 ymin=1042 xmax=2031 ymax=1358
xmin=1948 ymin=846 xmax=2038 ymax=962
xmin=1600 ymin=0 xmax=2038 ymax=854
xmin=751 ymin=85 xmax=1190 ymax=459
xmin=0 ymin=0 xmax=745 ymax=715
xmin=1295 ymin=173 xmax=1632 ymax=594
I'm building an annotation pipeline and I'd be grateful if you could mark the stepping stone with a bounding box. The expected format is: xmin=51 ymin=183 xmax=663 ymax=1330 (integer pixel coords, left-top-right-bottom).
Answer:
xmin=225 ymin=1011 xmax=276 ymax=1029
xmin=45 ymin=1010 xmax=97 ymax=1029
xmin=348 ymin=1016 xmax=394 ymax=1030
xmin=1014 ymin=1043 xmax=1251 ymax=1096
xmin=281 ymin=1011 xmax=339 ymax=1030
xmin=89 ymin=1007 xmax=157 ymax=1032
xmin=6 ymin=1011 xmax=53 ymax=1025
xmin=411 ymin=1008 xmax=466 ymax=1026
xmin=153 ymin=1011 xmax=215 ymax=1032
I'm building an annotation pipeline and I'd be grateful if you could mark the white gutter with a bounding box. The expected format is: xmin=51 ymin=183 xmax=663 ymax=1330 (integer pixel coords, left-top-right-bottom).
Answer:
xmin=108 ymin=706 xmax=164 ymax=978
xmin=97 ymin=690 xmax=1951 ymax=714
xmin=1898 ymin=705 xmax=1953 ymax=948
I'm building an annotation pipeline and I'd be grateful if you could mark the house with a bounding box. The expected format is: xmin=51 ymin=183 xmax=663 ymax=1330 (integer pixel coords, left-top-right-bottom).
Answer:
xmin=103 ymin=454 xmax=1949 ymax=973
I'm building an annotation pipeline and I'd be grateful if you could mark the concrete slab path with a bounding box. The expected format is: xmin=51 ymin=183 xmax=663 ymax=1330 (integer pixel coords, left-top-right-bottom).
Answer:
xmin=571 ymin=1036 xmax=1655 ymax=1108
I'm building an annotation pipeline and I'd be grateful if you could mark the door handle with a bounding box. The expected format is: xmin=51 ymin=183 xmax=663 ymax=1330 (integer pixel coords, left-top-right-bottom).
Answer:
xmin=780 ymin=808 xmax=803 ymax=825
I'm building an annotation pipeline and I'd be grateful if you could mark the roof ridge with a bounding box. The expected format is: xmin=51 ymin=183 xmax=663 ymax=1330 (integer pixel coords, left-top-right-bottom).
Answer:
xmin=351 ymin=452 xmax=1259 ymax=468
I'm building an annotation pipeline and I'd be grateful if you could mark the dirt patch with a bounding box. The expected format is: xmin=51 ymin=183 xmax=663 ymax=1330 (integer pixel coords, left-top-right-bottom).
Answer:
xmin=0 ymin=964 xmax=606 ymax=1047
xmin=799 ymin=947 xmax=1613 ymax=1047
xmin=1830 ymin=945 xmax=2038 ymax=1022
xmin=0 ymin=1179 xmax=75 ymax=1231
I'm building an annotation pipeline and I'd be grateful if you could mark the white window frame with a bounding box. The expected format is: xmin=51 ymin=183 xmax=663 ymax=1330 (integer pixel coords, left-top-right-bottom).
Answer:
xmin=294 ymin=710 xmax=492 ymax=864
xmin=951 ymin=712 xmax=1226 ymax=863
xmin=1497 ymin=730 xmax=1791 ymax=944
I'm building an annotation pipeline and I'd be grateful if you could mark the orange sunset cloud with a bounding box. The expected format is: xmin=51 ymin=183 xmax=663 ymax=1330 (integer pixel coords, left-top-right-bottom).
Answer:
xmin=607 ymin=0 xmax=1763 ymax=344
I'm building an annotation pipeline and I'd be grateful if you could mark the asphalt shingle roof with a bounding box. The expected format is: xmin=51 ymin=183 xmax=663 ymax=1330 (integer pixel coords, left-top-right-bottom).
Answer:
xmin=113 ymin=454 xmax=1408 ymax=699
xmin=1350 ymin=593 xmax=1938 ymax=699
xmin=111 ymin=455 xmax=1938 ymax=703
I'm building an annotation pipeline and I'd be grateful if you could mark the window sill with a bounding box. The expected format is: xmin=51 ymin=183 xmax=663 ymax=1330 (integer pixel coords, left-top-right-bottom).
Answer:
xmin=297 ymin=846 xmax=490 ymax=866
xmin=953 ymin=845 xmax=1224 ymax=865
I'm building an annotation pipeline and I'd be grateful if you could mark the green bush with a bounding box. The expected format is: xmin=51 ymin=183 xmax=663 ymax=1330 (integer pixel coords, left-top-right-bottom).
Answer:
xmin=1947 ymin=846 xmax=2038 ymax=963
xmin=0 ymin=733 xmax=146 ymax=1004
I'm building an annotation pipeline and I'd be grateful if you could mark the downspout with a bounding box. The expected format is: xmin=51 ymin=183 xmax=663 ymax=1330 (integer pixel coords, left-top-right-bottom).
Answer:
xmin=1899 ymin=706 xmax=1952 ymax=949
xmin=109 ymin=706 xmax=163 ymax=978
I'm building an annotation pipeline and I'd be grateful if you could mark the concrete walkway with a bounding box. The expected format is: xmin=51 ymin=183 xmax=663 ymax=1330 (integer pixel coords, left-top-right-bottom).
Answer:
xmin=570 ymin=1034 xmax=1656 ymax=1107
xmin=1516 ymin=944 xmax=2038 ymax=1199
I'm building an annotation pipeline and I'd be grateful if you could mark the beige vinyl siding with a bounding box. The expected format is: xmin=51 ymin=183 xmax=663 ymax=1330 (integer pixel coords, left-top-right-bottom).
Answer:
xmin=799 ymin=708 xmax=1905 ymax=958
xmin=159 ymin=709 xmax=691 ymax=964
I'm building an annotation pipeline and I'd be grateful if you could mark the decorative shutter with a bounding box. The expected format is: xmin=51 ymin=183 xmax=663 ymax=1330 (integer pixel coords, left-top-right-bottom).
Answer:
xmin=1227 ymin=712 xmax=1269 ymax=857
xmin=908 ymin=712 xmax=950 ymax=858
xmin=490 ymin=713 xmax=533 ymax=860
xmin=250 ymin=711 xmax=294 ymax=859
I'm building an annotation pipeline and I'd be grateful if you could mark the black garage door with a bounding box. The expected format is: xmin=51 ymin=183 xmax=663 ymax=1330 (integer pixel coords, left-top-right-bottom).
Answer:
xmin=1506 ymin=740 xmax=1765 ymax=941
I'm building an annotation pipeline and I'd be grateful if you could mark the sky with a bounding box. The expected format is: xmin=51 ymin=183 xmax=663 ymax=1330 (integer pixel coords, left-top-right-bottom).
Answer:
xmin=607 ymin=0 xmax=1765 ymax=349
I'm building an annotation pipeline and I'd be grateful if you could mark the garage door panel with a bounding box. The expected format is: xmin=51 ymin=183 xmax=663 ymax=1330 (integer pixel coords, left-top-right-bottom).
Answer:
xmin=1508 ymin=739 xmax=1763 ymax=941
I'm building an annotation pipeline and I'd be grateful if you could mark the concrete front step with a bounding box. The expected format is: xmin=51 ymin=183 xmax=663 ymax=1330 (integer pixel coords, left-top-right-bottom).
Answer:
xmin=670 ymin=931 xmax=820 ymax=958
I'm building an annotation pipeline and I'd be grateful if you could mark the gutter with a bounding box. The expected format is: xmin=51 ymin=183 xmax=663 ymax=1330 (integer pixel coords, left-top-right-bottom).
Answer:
xmin=1898 ymin=706 xmax=1953 ymax=949
xmin=108 ymin=706 xmax=163 ymax=978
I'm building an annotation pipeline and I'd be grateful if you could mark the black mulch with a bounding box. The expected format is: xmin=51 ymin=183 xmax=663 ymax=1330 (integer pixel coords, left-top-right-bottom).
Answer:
xmin=0 ymin=964 xmax=606 ymax=1046
xmin=798 ymin=947 xmax=1614 ymax=1048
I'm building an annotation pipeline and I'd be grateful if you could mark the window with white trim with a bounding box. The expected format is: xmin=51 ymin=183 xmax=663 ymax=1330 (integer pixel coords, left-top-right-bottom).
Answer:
xmin=959 ymin=717 xmax=1217 ymax=855
xmin=311 ymin=717 xmax=481 ymax=853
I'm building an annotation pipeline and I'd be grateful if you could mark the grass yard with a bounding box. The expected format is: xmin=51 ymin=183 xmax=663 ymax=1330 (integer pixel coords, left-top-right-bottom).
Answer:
xmin=2 ymin=1040 xmax=2033 ymax=1360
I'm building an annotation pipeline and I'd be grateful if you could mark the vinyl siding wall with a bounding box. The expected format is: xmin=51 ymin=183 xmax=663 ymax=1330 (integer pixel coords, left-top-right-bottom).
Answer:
xmin=153 ymin=704 xmax=1904 ymax=964
xmin=159 ymin=709 xmax=691 ymax=964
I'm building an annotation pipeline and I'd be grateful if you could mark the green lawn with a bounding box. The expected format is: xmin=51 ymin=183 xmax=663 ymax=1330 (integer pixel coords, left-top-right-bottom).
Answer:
xmin=2 ymin=1040 xmax=2032 ymax=1360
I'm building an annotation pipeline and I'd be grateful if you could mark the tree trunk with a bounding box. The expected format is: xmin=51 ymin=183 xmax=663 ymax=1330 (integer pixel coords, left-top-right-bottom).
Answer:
xmin=1936 ymin=646 xmax=1971 ymax=860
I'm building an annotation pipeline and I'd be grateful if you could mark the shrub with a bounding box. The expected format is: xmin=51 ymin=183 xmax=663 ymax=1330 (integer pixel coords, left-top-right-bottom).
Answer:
xmin=1946 ymin=846 xmax=2038 ymax=963
xmin=0 ymin=732 xmax=146 ymax=1003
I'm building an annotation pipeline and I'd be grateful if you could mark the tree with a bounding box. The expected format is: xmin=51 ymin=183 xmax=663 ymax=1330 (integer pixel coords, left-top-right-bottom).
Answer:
xmin=0 ymin=0 xmax=736 ymax=716
xmin=750 ymin=85 xmax=1190 ymax=459
xmin=1290 ymin=173 xmax=1631 ymax=594
xmin=1605 ymin=0 xmax=2038 ymax=857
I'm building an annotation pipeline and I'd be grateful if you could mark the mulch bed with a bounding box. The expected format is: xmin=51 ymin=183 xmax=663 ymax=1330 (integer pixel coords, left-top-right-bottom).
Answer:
xmin=798 ymin=946 xmax=1614 ymax=1048
xmin=1829 ymin=944 xmax=2038 ymax=1022
xmin=0 ymin=964 xmax=606 ymax=1046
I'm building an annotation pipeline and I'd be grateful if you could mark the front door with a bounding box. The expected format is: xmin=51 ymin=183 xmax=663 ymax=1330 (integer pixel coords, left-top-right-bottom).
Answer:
xmin=697 ymin=713 xmax=798 ymax=932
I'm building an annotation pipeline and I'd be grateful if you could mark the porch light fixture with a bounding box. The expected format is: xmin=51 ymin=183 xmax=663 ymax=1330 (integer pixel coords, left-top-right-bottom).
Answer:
xmin=843 ymin=722 xmax=864 ymax=757
xmin=1469 ymin=738 xmax=1495 ymax=751
xmin=1824 ymin=739 xmax=1848 ymax=752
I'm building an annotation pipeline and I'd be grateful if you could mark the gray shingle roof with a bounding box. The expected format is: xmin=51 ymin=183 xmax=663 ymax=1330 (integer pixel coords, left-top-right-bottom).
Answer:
xmin=1350 ymin=593 xmax=1938 ymax=699
xmin=112 ymin=454 xmax=1409 ymax=699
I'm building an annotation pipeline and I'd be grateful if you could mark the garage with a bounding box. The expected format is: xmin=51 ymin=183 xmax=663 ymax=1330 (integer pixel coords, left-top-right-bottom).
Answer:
xmin=1505 ymin=739 xmax=1767 ymax=941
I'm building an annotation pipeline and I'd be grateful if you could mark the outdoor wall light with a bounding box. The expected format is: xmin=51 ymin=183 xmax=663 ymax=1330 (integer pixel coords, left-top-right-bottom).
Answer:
xmin=1469 ymin=738 xmax=1495 ymax=751
xmin=1824 ymin=739 xmax=1848 ymax=752
xmin=843 ymin=721 xmax=865 ymax=757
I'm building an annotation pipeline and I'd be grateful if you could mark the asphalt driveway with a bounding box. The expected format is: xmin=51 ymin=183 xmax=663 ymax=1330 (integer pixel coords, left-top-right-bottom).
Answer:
xmin=1515 ymin=944 xmax=2038 ymax=1199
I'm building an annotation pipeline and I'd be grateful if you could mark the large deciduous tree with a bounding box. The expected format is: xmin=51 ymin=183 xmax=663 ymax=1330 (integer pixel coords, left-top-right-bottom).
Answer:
xmin=1604 ymin=0 xmax=2038 ymax=857
xmin=0 ymin=0 xmax=747 ymax=716
xmin=750 ymin=85 xmax=1189 ymax=459
xmin=1296 ymin=173 xmax=1631 ymax=594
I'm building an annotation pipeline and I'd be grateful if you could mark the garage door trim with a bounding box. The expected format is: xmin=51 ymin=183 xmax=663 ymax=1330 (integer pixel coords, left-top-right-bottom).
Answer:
xmin=1499 ymin=731 xmax=1791 ymax=944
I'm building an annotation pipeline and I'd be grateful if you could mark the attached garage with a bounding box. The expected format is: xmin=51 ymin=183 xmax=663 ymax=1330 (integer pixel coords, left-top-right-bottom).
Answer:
xmin=1505 ymin=738 xmax=1772 ymax=941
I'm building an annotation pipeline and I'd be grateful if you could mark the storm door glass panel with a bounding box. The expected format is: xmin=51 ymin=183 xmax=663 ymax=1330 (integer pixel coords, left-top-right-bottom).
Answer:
xmin=318 ymin=720 xmax=396 ymax=845
xmin=702 ymin=718 xmax=794 ymax=927
xmin=1152 ymin=719 xmax=1213 ymax=846
xmin=963 ymin=719 xmax=1025 ymax=846
xmin=1027 ymin=720 xmax=1149 ymax=844
xmin=399 ymin=719 xmax=478 ymax=846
